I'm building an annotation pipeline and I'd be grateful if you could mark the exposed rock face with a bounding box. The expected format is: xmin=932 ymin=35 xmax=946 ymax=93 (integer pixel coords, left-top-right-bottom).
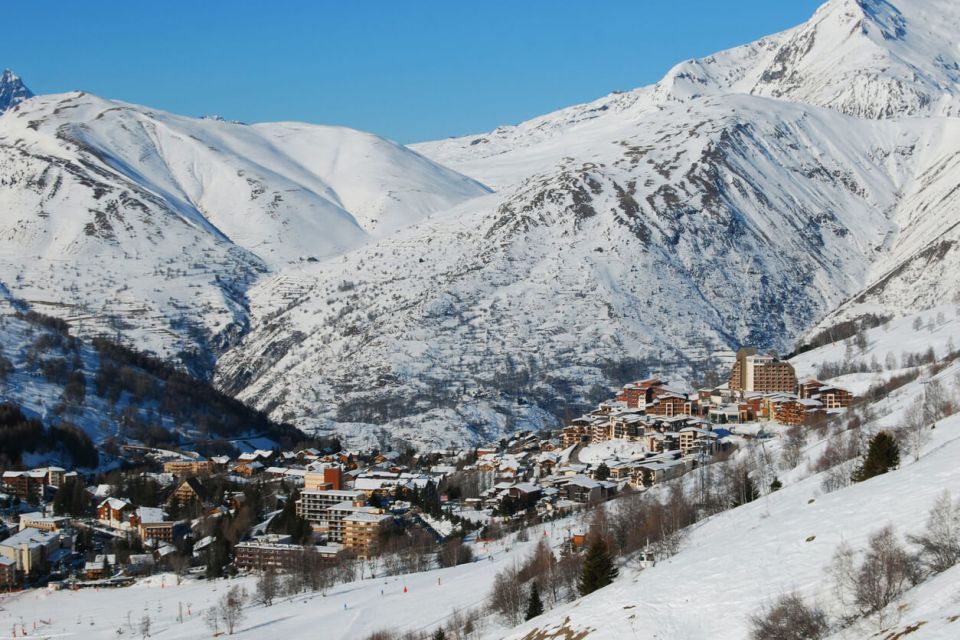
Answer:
xmin=0 ymin=69 xmax=34 ymax=113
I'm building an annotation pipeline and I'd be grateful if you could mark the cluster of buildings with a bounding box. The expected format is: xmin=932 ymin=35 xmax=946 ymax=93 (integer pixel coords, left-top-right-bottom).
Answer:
xmin=493 ymin=349 xmax=856 ymax=503
xmin=564 ymin=350 xmax=853 ymax=449
xmin=1 ymin=467 xmax=76 ymax=503
xmin=717 ymin=349 xmax=853 ymax=426
xmin=0 ymin=346 xmax=859 ymax=589
xmin=0 ymin=442 xmax=449 ymax=587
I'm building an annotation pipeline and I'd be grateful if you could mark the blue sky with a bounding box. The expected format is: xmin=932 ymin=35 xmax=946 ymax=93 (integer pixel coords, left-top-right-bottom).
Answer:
xmin=6 ymin=1 xmax=823 ymax=143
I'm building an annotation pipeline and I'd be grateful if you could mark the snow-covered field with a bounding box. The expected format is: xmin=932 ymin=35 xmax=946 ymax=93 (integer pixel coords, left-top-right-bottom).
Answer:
xmin=0 ymin=518 xmax=583 ymax=640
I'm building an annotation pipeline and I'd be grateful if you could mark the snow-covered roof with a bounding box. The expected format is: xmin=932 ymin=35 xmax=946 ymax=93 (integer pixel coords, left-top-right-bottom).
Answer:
xmin=99 ymin=497 xmax=132 ymax=511
xmin=565 ymin=476 xmax=600 ymax=489
xmin=1 ymin=527 xmax=58 ymax=548
xmin=344 ymin=512 xmax=391 ymax=524
xmin=137 ymin=507 xmax=166 ymax=524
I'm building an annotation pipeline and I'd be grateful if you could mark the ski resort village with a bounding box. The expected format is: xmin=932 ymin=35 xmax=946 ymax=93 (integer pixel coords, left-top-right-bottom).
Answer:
xmin=2 ymin=307 xmax=960 ymax=639
xmin=0 ymin=349 xmax=848 ymax=588
xmin=4 ymin=0 xmax=960 ymax=637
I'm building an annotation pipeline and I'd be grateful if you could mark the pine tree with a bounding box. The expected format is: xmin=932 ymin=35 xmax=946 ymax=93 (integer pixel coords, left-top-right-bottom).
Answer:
xmin=525 ymin=581 xmax=544 ymax=620
xmin=731 ymin=469 xmax=759 ymax=507
xmin=431 ymin=628 xmax=447 ymax=640
xmin=268 ymin=489 xmax=312 ymax=543
xmin=853 ymin=431 xmax=900 ymax=482
xmin=53 ymin=478 xmax=89 ymax=517
xmin=578 ymin=538 xmax=618 ymax=596
xmin=594 ymin=462 xmax=610 ymax=481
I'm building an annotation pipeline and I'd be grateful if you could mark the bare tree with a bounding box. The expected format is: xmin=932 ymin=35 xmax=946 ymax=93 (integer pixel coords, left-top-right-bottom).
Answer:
xmin=908 ymin=490 xmax=960 ymax=574
xmin=749 ymin=592 xmax=829 ymax=640
xmin=204 ymin=606 xmax=220 ymax=635
xmin=820 ymin=461 xmax=855 ymax=494
xmin=256 ymin=565 xmax=278 ymax=606
xmin=139 ymin=614 xmax=151 ymax=639
xmin=813 ymin=432 xmax=860 ymax=474
xmin=169 ymin=553 xmax=190 ymax=585
xmin=488 ymin=566 xmax=524 ymax=625
xmin=925 ymin=379 xmax=951 ymax=421
xmin=832 ymin=526 xmax=920 ymax=627
xmin=438 ymin=537 xmax=474 ymax=568
xmin=779 ymin=426 xmax=805 ymax=470
xmin=218 ymin=584 xmax=247 ymax=635
xmin=517 ymin=540 xmax=558 ymax=607
xmin=884 ymin=352 xmax=897 ymax=370
xmin=899 ymin=397 xmax=931 ymax=462
xmin=554 ymin=548 xmax=583 ymax=603
xmin=854 ymin=327 xmax=868 ymax=353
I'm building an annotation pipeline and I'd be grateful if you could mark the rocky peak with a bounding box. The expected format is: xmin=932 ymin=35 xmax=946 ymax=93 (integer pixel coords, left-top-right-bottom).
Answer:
xmin=0 ymin=69 xmax=34 ymax=113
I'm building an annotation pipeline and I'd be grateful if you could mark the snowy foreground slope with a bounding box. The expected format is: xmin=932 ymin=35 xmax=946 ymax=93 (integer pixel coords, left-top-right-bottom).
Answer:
xmin=507 ymin=420 xmax=960 ymax=640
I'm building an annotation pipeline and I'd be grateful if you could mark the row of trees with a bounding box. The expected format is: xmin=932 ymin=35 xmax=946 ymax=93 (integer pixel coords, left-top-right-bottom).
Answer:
xmin=0 ymin=401 xmax=98 ymax=470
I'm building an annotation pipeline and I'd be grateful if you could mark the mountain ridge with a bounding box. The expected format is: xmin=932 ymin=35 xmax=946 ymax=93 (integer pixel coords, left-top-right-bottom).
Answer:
xmin=2 ymin=0 xmax=959 ymax=448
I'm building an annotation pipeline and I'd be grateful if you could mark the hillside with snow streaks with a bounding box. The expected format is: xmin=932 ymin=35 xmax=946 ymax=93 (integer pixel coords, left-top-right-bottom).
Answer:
xmin=219 ymin=96 xmax=947 ymax=446
xmin=0 ymin=91 xmax=487 ymax=371
xmin=224 ymin=10 xmax=960 ymax=446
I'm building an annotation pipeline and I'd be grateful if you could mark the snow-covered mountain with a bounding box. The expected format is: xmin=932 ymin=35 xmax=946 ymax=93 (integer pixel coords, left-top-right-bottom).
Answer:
xmin=0 ymin=69 xmax=33 ymax=113
xmin=0 ymin=91 xmax=488 ymax=371
xmin=413 ymin=0 xmax=960 ymax=183
xmin=2 ymin=0 xmax=960 ymax=448
xmin=218 ymin=0 xmax=960 ymax=446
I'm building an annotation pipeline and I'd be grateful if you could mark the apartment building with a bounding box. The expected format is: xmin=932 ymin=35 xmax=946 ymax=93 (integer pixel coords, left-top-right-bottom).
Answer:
xmin=728 ymin=348 xmax=797 ymax=394
xmin=296 ymin=489 xmax=366 ymax=526
xmin=342 ymin=512 xmax=391 ymax=558
xmin=162 ymin=460 xmax=213 ymax=477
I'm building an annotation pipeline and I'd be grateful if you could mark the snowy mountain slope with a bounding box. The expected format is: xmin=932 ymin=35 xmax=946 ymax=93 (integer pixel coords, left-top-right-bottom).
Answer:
xmin=0 ymin=290 xmax=307 ymax=465
xmin=806 ymin=121 xmax=960 ymax=333
xmin=0 ymin=91 xmax=487 ymax=369
xmin=4 ymin=0 xmax=960 ymax=448
xmin=218 ymin=91 xmax=960 ymax=447
xmin=507 ymin=386 xmax=960 ymax=639
xmin=655 ymin=0 xmax=960 ymax=119
xmin=0 ymin=68 xmax=33 ymax=113
xmin=413 ymin=0 xmax=960 ymax=185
